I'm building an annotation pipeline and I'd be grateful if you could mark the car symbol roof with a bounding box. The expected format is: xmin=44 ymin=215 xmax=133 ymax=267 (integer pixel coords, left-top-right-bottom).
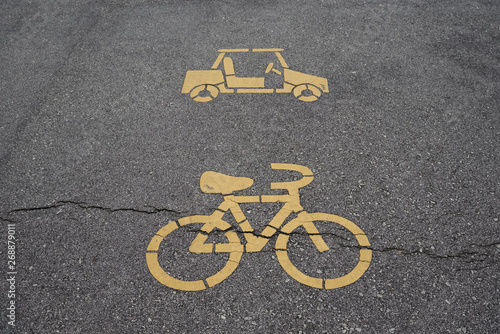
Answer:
xmin=217 ymin=48 xmax=284 ymax=53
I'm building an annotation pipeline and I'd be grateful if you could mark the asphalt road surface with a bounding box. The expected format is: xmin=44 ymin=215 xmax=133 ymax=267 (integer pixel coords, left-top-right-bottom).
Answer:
xmin=1 ymin=0 xmax=499 ymax=333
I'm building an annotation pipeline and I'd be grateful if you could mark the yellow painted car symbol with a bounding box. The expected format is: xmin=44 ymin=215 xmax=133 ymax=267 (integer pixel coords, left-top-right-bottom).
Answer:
xmin=181 ymin=48 xmax=329 ymax=102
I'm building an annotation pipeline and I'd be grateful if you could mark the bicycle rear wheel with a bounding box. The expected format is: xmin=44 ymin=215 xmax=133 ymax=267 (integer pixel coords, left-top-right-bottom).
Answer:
xmin=146 ymin=215 xmax=243 ymax=291
xmin=275 ymin=212 xmax=372 ymax=289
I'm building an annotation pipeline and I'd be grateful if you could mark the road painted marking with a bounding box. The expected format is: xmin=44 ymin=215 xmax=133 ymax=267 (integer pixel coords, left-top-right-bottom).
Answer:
xmin=181 ymin=49 xmax=329 ymax=102
xmin=146 ymin=163 xmax=372 ymax=291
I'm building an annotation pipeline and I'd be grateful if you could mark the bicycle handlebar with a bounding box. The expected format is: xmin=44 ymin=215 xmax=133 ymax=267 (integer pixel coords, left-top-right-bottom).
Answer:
xmin=270 ymin=163 xmax=314 ymax=191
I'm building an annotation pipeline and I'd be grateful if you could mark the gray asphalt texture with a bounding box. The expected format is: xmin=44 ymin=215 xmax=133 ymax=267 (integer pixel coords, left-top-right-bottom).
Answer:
xmin=1 ymin=0 xmax=499 ymax=333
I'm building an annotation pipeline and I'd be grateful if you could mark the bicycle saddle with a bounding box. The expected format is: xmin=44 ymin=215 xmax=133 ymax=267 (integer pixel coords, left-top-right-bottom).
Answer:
xmin=200 ymin=171 xmax=254 ymax=194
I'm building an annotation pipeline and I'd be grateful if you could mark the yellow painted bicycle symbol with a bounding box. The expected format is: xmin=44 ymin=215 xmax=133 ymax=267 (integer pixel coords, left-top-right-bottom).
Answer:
xmin=146 ymin=164 xmax=372 ymax=291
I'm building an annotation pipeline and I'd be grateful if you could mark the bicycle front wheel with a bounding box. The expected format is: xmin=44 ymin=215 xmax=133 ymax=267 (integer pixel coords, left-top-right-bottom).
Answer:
xmin=146 ymin=215 xmax=243 ymax=291
xmin=275 ymin=212 xmax=372 ymax=289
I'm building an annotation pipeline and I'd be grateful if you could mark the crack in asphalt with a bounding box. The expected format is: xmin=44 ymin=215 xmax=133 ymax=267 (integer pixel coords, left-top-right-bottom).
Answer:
xmin=165 ymin=227 xmax=500 ymax=263
xmin=199 ymin=227 xmax=356 ymax=242
xmin=0 ymin=216 xmax=18 ymax=223
xmin=181 ymin=243 xmax=499 ymax=268
xmin=372 ymin=243 xmax=500 ymax=258
xmin=4 ymin=201 xmax=498 ymax=265
xmin=371 ymin=243 xmax=500 ymax=267
xmin=5 ymin=200 xmax=185 ymax=215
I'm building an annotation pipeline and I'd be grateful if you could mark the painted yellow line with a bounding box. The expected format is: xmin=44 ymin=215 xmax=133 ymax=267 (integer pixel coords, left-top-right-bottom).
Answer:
xmin=230 ymin=208 xmax=247 ymax=223
xmin=261 ymin=195 xmax=290 ymax=202
xmin=189 ymin=233 xmax=213 ymax=253
xmin=236 ymin=88 xmax=274 ymax=93
xmin=324 ymin=249 xmax=372 ymax=289
xmin=228 ymin=77 xmax=265 ymax=88
xmin=218 ymin=48 xmax=249 ymax=52
xmin=274 ymin=233 xmax=288 ymax=250
xmin=219 ymin=200 xmax=238 ymax=212
xmin=147 ymin=235 xmax=166 ymax=252
xmin=206 ymin=254 xmax=241 ymax=287
xmin=215 ymin=242 xmax=244 ymax=253
xmin=153 ymin=220 xmax=178 ymax=238
xmin=206 ymin=232 xmax=243 ymax=287
xmin=298 ymin=95 xmax=317 ymax=102
xmin=276 ymin=250 xmax=323 ymax=289
xmin=271 ymin=163 xmax=313 ymax=176
xmin=271 ymin=176 xmax=314 ymax=191
xmin=274 ymin=52 xmax=289 ymax=68
xmin=245 ymin=237 xmax=269 ymax=252
xmin=146 ymin=252 xmax=206 ymax=291
xmin=223 ymin=58 xmax=235 ymax=75
xmin=237 ymin=219 xmax=271 ymax=252
xmin=238 ymin=220 xmax=254 ymax=233
xmin=211 ymin=53 xmax=225 ymax=69
xmin=210 ymin=210 xmax=225 ymax=221
xmin=252 ymin=48 xmax=284 ymax=52
xmin=260 ymin=225 xmax=278 ymax=238
xmin=310 ymin=213 xmax=371 ymax=246
xmin=301 ymin=221 xmax=330 ymax=252
xmin=276 ymin=83 xmax=294 ymax=93
xmin=233 ymin=195 xmax=260 ymax=203
xmin=178 ymin=215 xmax=207 ymax=226
xmin=217 ymin=83 xmax=234 ymax=93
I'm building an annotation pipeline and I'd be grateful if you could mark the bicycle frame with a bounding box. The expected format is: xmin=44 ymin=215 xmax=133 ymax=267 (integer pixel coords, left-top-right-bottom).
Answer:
xmin=189 ymin=192 xmax=330 ymax=254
